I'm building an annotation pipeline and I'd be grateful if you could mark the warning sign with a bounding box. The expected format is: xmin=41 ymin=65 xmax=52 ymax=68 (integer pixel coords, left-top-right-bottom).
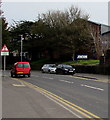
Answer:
xmin=1 ymin=44 xmax=9 ymax=56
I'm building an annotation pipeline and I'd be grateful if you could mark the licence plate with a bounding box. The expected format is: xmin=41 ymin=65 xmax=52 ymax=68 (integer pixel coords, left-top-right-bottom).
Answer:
xmin=18 ymin=72 xmax=23 ymax=74
xmin=69 ymin=71 xmax=73 ymax=72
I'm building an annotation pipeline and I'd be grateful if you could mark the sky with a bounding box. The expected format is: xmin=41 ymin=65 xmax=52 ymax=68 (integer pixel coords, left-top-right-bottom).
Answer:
xmin=2 ymin=1 xmax=109 ymax=26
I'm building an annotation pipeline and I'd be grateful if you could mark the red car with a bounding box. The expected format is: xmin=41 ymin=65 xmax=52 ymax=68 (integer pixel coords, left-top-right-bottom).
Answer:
xmin=11 ymin=62 xmax=31 ymax=77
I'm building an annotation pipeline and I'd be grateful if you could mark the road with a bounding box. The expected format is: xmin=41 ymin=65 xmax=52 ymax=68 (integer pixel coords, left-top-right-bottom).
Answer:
xmin=2 ymin=71 xmax=108 ymax=119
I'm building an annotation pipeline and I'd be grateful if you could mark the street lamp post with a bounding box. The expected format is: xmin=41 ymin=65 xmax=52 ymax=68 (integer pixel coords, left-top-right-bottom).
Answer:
xmin=20 ymin=35 xmax=24 ymax=62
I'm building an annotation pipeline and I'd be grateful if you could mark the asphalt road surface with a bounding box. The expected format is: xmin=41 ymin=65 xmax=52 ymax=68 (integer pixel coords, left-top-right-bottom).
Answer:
xmin=2 ymin=71 xmax=108 ymax=119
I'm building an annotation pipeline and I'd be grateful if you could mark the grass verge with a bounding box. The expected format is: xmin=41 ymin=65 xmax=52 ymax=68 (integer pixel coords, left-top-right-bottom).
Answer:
xmin=62 ymin=60 xmax=99 ymax=65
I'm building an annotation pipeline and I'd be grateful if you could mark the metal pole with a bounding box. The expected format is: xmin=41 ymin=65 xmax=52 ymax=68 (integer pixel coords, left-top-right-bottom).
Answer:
xmin=21 ymin=35 xmax=23 ymax=62
xmin=4 ymin=56 xmax=6 ymax=76
xmin=4 ymin=56 xmax=6 ymax=71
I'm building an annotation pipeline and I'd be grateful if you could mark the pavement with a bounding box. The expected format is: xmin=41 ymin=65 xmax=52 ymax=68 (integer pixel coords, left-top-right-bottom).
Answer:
xmin=74 ymin=73 xmax=109 ymax=83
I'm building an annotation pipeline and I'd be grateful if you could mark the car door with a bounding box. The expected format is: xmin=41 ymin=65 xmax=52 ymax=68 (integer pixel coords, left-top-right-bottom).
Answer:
xmin=45 ymin=64 xmax=49 ymax=72
xmin=23 ymin=63 xmax=30 ymax=74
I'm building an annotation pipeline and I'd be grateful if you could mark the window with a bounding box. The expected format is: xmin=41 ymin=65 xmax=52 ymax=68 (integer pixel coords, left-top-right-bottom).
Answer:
xmin=17 ymin=63 xmax=23 ymax=68
xmin=23 ymin=63 xmax=29 ymax=68
xmin=17 ymin=63 xmax=29 ymax=68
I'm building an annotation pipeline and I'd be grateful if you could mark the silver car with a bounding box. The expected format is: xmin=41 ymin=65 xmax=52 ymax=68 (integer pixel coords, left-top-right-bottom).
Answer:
xmin=41 ymin=64 xmax=56 ymax=73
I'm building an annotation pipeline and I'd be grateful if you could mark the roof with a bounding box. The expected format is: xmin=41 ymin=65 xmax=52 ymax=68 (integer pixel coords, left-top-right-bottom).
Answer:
xmin=102 ymin=31 xmax=110 ymax=35
xmin=88 ymin=20 xmax=101 ymax=26
xmin=88 ymin=20 xmax=110 ymax=34
xmin=14 ymin=62 xmax=29 ymax=65
xmin=101 ymin=25 xmax=110 ymax=34
xmin=88 ymin=20 xmax=110 ymax=27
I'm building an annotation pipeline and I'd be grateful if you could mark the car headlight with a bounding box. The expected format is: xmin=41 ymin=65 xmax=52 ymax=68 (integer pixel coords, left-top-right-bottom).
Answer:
xmin=73 ymin=68 xmax=75 ymax=71
xmin=64 ymin=69 xmax=68 ymax=71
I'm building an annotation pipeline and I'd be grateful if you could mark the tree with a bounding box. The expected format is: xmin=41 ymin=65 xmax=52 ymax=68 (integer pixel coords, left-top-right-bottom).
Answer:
xmin=0 ymin=1 xmax=3 ymax=16
xmin=2 ymin=17 xmax=10 ymax=46
xmin=0 ymin=1 xmax=10 ymax=48
xmin=0 ymin=1 xmax=2 ymax=50
xmin=40 ymin=6 xmax=92 ymax=60
xmin=10 ymin=21 xmax=34 ymax=52
xmin=10 ymin=5 xmax=94 ymax=61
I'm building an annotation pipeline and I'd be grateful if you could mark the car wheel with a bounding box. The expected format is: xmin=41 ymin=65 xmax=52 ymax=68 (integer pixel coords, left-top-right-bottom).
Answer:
xmin=15 ymin=74 xmax=17 ymax=78
xmin=42 ymin=69 xmax=44 ymax=73
xmin=48 ymin=70 xmax=51 ymax=74
xmin=56 ymin=69 xmax=59 ymax=74
xmin=28 ymin=74 xmax=30 ymax=77
xmin=11 ymin=72 xmax=14 ymax=77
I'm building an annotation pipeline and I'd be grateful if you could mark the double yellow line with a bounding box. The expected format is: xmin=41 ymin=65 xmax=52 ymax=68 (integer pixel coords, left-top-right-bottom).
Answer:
xmin=12 ymin=78 xmax=104 ymax=120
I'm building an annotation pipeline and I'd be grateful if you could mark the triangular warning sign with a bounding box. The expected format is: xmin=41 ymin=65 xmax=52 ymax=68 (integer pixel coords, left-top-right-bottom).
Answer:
xmin=1 ymin=44 xmax=9 ymax=52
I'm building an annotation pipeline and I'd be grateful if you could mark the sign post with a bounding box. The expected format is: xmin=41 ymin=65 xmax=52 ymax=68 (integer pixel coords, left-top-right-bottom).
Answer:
xmin=1 ymin=45 xmax=9 ymax=75
xmin=4 ymin=56 xmax=6 ymax=71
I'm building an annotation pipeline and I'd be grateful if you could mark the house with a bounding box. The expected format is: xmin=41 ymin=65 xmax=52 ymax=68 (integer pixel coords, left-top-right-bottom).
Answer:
xmin=101 ymin=31 xmax=110 ymax=54
xmin=88 ymin=21 xmax=110 ymax=59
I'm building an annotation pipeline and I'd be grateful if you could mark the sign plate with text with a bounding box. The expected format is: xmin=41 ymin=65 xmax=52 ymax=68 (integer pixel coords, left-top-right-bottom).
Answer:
xmin=76 ymin=55 xmax=88 ymax=60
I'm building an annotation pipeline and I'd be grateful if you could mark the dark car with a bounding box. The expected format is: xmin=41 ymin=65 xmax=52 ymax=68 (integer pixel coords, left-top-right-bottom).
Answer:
xmin=56 ymin=64 xmax=75 ymax=75
xmin=11 ymin=62 xmax=31 ymax=77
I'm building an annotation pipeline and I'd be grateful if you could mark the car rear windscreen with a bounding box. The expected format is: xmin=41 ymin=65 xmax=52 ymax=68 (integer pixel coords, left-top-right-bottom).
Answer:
xmin=17 ymin=63 xmax=29 ymax=68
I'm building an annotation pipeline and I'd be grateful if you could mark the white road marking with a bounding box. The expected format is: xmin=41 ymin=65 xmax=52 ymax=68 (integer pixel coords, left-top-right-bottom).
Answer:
xmin=48 ymin=78 xmax=54 ymax=80
xmin=59 ymin=80 xmax=74 ymax=84
xmin=12 ymin=80 xmax=26 ymax=87
xmin=42 ymin=77 xmax=54 ymax=80
xmin=35 ymin=76 xmax=39 ymax=77
xmin=31 ymin=75 xmax=39 ymax=77
xmin=81 ymin=84 xmax=104 ymax=91
xmin=43 ymin=77 xmax=48 ymax=79
xmin=12 ymin=84 xmax=25 ymax=87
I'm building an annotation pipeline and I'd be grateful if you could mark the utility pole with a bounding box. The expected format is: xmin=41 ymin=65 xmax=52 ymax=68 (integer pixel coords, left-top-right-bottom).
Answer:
xmin=21 ymin=35 xmax=24 ymax=62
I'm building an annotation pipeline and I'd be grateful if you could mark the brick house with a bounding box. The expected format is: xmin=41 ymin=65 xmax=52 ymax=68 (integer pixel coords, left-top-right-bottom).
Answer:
xmin=101 ymin=31 xmax=110 ymax=53
xmin=88 ymin=21 xmax=110 ymax=59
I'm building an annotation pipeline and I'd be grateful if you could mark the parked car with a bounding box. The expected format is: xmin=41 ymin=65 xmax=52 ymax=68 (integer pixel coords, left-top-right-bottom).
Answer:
xmin=41 ymin=64 xmax=56 ymax=73
xmin=10 ymin=62 xmax=31 ymax=77
xmin=56 ymin=64 xmax=75 ymax=75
